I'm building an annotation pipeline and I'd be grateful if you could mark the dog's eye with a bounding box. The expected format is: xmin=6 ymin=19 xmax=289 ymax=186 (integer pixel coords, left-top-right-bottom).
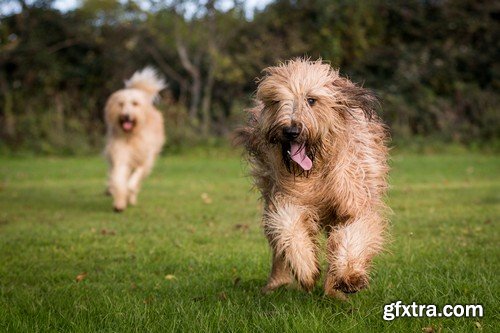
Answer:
xmin=307 ymin=98 xmax=316 ymax=106
xmin=132 ymin=100 xmax=139 ymax=106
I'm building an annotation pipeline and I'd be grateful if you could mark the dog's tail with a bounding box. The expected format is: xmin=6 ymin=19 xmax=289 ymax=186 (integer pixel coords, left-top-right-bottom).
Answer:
xmin=125 ymin=67 xmax=166 ymax=101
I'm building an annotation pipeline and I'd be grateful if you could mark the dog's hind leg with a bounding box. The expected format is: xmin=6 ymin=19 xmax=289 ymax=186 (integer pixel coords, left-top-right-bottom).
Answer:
xmin=324 ymin=213 xmax=385 ymax=296
xmin=263 ymin=199 xmax=320 ymax=292
xmin=261 ymin=252 xmax=292 ymax=294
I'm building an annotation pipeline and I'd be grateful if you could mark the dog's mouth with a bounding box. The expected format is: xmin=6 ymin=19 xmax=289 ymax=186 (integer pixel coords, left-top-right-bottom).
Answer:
xmin=267 ymin=125 xmax=316 ymax=174
xmin=119 ymin=115 xmax=136 ymax=133
xmin=281 ymin=141 xmax=314 ymax=172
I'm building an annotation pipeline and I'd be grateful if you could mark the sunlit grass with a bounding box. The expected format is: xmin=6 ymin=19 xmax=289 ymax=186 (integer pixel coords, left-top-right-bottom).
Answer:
xmin=0 ymin=151 xmax=498 ymax=332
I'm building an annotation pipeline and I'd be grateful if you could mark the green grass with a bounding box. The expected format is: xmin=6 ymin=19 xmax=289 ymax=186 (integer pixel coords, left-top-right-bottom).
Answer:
xmin=0 ymin=151 xmax=498 ymax=332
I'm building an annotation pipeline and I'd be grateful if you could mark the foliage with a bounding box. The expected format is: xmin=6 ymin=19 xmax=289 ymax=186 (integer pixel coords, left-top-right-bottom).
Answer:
xmin=0 ymin=0 xmax=498 ymax=154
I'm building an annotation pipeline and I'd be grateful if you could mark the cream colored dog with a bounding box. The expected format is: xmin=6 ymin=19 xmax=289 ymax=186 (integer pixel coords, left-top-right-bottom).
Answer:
xmin=104 ymin=67 xmax=166 ymax=212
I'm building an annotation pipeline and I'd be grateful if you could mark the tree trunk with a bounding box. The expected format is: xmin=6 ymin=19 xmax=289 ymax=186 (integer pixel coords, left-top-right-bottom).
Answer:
xmin=200 ymin=65 xmax=215 ymax=137
xmin=145 ymin=43 xmax=189 ymax=105
xmin=176 ymin=38 xmax=202 ymax=121
xmin=199 ymin=0 xmax=217 ymax=136
xmin=0 ymin=74 xmax=15 ymax=138
xmin=54 ymin=93 xmax=64 ymax=135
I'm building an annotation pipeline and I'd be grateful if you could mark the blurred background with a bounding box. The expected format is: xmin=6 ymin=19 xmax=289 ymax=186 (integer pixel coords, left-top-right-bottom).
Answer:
xmin=0 ymin=0 xmax=498 ymax=155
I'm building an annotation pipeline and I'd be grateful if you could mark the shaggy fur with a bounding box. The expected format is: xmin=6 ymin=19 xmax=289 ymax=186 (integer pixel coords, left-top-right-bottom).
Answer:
xmin=104 ymin=67 xmax=166 ymax=212
xmin=236 ymin=59 xmax=389 ymax=297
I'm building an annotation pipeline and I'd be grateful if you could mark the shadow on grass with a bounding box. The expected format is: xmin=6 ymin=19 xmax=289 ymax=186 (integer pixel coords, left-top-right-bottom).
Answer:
xmin=174 ymin=275 xmax=356 ymax=314
xmin=0 ymin=186 xmax=111 ymax=216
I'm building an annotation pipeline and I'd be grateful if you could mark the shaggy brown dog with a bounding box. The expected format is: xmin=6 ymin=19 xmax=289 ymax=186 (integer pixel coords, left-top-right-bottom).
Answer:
xmin=236 ymin=59 xmax=389 ymax=297
xmin=104 ymin=67 xmax=166 ymax=212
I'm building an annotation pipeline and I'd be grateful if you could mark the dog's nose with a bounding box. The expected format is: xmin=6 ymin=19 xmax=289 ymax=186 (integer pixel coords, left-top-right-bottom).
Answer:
xmin=119 ymin=114 xmax=131 ymax=122
xmin=283 ymin=126 xmax=301 ymax=140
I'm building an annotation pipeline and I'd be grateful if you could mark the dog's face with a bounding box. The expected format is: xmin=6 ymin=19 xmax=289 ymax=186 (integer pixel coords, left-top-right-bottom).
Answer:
xmin=256 ymin=59 xmax=376 ymax=173
xmin=105 ymin=89 xmax=150 ymax=134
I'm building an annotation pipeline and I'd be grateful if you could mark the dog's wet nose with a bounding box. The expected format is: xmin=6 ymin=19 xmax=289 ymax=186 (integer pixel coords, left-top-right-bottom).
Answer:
xmin=283 ymin=126 xmax=301 ymax=140
xmin=119 ymin=114 xmax=131 ymax=122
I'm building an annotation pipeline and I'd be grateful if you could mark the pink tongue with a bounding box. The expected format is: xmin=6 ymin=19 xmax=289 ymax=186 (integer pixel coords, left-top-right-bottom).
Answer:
xmin=123 ymin=122 xmax=133 ymax=131
xmin=290 ymin=143 xmax=312 ymax=171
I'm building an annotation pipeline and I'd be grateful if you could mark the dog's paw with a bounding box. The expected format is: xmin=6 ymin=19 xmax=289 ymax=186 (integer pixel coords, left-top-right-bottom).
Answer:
xmin=261 ymin=278 xmax=292 ymax=295
xmin=113 ymin=204 xmax=126 ymax=213
xmin=324 ymin=288 xmax=348 ymax=301
xmin=334 ymin=273 xmax=368 ymax=294
xmin=325 ymin=269 xmax=369 ymax=295
xmin=113 ymin=197 xmax=127 ymax=212
xmin=128 ymin=193 xmax=137 ymax=206
xmin=261 ymin=285 xmax=275 ymax=295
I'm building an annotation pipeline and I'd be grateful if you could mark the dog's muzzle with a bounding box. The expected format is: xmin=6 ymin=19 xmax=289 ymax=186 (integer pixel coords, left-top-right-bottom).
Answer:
xmin=277 ymin=125 xmax=313 ymax=172
xmin=119 ymin=114 xmax=136 ymax=133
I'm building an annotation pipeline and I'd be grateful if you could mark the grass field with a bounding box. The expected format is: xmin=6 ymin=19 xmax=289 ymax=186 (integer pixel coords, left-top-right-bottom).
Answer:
xmin=0 ymin=151 xmax=498 ymax=332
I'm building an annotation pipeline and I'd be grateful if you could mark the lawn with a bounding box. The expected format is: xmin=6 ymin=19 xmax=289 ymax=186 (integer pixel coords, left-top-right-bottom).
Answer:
xmin=0 ymin=150 xmax=498 ymax=332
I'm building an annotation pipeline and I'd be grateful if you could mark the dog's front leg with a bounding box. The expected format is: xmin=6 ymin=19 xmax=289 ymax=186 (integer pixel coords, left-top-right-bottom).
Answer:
xmin=109 ymin=163 xmax=130 ymax=212
xmin=127 ymin=167 xmax=145 ymax=206
xmin=324 ymin=213 xmax=385 ymax=296
xmin=127 ymin=154 xmax=156 ymax=205
xmin=263 ymin=199 xmax=320 ymax=292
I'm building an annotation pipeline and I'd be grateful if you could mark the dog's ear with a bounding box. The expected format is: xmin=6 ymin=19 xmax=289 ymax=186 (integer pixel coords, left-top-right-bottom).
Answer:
xmin=232 ymin=104 xmax=262 ymax=155
xmin=104 ymin=94 xmax=118 ymax=122
xmin=332 ymin=77 xmax=379 ymax=121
